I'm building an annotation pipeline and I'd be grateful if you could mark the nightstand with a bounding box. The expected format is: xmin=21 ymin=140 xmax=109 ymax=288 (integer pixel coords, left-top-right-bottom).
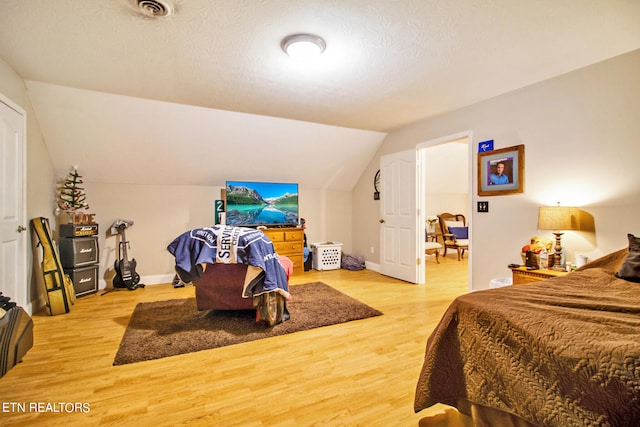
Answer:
xmin=510 ymin=266 xmax=568 ymax=285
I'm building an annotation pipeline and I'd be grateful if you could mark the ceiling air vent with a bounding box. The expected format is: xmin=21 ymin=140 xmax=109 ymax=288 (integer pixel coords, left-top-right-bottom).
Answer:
xmin=135 ymin=0 xmax=174 ymax=17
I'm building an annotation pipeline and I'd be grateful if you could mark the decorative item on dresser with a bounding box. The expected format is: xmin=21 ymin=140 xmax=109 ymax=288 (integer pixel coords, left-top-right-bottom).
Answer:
xmin=520 ymin=236 xmax=553 ymax=269
xmin=510 ymin=266 xmax=568 ymax=285
xmin=261 ymin=227 xmax=305 ymax=275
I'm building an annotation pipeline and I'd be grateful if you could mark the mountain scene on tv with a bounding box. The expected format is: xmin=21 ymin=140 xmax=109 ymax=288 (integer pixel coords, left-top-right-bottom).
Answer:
xmin=226 ymin=182 xmax=298 ymax=226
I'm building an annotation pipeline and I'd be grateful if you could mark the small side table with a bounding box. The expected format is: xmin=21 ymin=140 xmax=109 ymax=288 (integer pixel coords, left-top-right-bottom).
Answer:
xmin=510 ymin=266 xmax=568 ymax=285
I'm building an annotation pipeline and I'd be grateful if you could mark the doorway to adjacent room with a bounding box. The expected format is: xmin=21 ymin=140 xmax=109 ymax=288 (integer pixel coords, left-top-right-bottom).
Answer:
xmin=418 ymin=133 xmax=471 ymax=288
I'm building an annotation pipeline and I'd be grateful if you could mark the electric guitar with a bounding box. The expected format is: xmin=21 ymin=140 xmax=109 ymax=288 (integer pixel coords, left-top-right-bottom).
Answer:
xmin=113 ymin=224 xmax=141 ymax=290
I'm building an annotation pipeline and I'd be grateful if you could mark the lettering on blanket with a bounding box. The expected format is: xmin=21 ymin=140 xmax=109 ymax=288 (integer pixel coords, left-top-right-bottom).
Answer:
xmin=216 ymin=226 xmax=242 ymax=264
xmin=191 ymin=228 xmax=216 ymax=248
xmin=263 ymin=252 xmax=279 ymax=263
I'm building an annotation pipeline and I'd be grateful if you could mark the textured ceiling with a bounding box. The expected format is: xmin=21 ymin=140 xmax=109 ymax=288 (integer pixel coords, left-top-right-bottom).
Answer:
xmin=0 ymin=0 xmax=639 ymax=187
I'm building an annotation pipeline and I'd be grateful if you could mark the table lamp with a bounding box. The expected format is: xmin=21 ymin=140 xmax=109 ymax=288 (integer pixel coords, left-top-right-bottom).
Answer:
xmin=538 ymin=203 xmax=580 ymax=271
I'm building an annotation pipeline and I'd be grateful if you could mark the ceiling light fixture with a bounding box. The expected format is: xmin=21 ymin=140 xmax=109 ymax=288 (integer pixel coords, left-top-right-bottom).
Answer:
xmin=135 ymin=0 xmax=174 ymax=18
xmin=281 ymin=34 xmax=326 ymax=61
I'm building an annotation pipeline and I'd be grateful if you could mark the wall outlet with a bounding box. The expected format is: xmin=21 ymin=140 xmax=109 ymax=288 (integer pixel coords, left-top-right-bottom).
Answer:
xmin=370 ymin=246 xmax=374 ymax=254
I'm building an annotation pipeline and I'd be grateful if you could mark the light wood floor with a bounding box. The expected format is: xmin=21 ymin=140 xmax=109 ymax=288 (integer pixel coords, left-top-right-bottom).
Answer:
xmin=1 ymin=253 xmax=469 ymax=426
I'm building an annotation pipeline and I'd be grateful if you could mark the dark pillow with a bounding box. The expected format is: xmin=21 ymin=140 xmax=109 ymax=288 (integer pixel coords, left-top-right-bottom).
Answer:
xmin=615 ymin=234 xmax=640 ymax=282
xmin=448 ymin=226 xmax=468 ymax=240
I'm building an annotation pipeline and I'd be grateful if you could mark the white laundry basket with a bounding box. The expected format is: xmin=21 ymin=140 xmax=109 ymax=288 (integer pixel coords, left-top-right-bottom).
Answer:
xmin=311 ymin=242 xmax=343 ymax=271
xmin=490 ymin=277 xmax=513 ymax=288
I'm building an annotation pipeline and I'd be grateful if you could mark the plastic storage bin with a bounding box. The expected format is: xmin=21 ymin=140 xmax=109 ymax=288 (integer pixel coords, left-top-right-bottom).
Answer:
xmin=311 ymin=242 xmax=343 ymax=271
xmin=490 ymin=277 xmax=513 ymax=288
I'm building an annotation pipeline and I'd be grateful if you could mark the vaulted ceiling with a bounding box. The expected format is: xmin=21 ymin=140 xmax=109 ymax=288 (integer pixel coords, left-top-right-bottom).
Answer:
xmin=1 ymin=0 xmax=639 ymax=189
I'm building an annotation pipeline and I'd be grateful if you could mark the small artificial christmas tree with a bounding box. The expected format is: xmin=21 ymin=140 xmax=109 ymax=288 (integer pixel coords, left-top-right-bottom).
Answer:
xmin=57 ymin=166 xmax=90 ymax=213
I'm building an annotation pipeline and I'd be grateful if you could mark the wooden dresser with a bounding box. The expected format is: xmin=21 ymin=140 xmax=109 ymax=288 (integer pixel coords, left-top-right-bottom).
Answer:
xmin=261 ymin=227 xmax=305 ymax=275
xmin=510 ymin=266 xmax=568 ymax=285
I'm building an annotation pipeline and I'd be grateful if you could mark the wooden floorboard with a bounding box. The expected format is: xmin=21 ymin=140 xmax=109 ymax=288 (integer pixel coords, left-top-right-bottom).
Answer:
xmin=0 ymin=254 xmax=469 ymax=426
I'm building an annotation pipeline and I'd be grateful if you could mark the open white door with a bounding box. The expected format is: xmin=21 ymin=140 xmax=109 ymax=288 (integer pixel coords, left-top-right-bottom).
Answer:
xmin=0 ymin=96 xmax=28 ymax=312
xmin=379 ymin=149 xmax=418 ymax=283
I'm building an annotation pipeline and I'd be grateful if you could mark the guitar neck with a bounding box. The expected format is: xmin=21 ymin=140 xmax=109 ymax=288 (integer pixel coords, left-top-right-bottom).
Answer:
xmin=119 ymin=227 xmax=131 ymax=271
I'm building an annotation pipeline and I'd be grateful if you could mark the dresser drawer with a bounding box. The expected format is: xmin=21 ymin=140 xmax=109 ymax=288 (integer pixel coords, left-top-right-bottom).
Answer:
xmin=284 ymin=230 xmax=304 ymax=241
xmin=287 ymin=255 xmax=304 ymax=273
xmin=264 ymin=230 xmax=285 ymax=242
xmin=513 ymin=273 xmax=544 ymax=285
xmin=511 ymin=267 xmax=568 ymax=285
xmin=273 ymin=241 xmax=303 ymax=254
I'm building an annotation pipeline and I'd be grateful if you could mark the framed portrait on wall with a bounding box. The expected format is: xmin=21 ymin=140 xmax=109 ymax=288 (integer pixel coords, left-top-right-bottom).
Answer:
xmin=478 ymin=144 xmax=524 ymax=196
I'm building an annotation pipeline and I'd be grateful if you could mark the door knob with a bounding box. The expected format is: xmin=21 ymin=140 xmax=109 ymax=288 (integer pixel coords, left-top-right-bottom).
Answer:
xmin=379 ymin=219 xmax=385 ymax=224
xmin=17 ymin=225 xmax=27 ymax=233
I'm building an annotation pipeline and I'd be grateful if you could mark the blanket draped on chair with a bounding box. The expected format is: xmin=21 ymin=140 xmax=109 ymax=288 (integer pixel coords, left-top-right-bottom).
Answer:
xmin=167 ymin=226 xmax=290 ymax=299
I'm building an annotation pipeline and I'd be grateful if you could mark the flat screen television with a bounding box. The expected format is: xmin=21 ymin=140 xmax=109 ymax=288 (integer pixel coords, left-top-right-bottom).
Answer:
xmin=225 ymin=181 xmax=299 ymax=228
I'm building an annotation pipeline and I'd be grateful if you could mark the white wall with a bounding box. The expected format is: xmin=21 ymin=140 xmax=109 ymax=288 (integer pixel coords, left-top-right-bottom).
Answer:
xmin=425 ymin=193 xmax=468 ymax=222
xmin=353 ymin=48 xmax=640 ymax=290
xmin=300 ymin=188 xmax=353 ymax=253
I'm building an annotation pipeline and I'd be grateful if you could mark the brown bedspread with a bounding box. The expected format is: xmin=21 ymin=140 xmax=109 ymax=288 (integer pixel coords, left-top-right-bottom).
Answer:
xmin=414 ymin=249 xmax=640 ymax=426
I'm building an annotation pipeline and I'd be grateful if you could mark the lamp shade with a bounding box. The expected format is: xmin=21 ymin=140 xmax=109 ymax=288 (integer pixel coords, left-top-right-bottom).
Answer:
xmin=538 ymin=206 xmax=580 ymax=231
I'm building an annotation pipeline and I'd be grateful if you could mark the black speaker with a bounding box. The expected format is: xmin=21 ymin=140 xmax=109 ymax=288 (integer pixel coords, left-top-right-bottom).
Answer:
xmin=59 ymin=236 xmax=99 ymax=268
xmin=64 ymin=265 xmax=99 ymax=297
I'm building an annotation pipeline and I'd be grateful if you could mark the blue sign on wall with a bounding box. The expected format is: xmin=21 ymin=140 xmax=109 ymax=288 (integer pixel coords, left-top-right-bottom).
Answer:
xmin=478 ymin=140 xmax=494 ymax=152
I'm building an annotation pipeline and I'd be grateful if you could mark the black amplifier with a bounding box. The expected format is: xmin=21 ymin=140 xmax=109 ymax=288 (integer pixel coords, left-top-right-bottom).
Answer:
xmin=59 ymin=223 xmax=99 ymax=237
xmin=64 ymin=265 xmax=99 ymax=297
xmin=59 ymin=236 xmax=99 ymax=268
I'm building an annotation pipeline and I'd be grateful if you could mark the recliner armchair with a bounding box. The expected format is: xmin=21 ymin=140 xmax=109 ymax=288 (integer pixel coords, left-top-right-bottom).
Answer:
xmin=193 ymin=256 xmax=294 ymax=311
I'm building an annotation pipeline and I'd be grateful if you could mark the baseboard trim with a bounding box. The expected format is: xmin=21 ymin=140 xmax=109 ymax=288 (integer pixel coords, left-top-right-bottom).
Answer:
xmin=98 ymin=273 xmax=174 ymax=289
xmin=365 ymin=261 xmax=380 ymax=273
xmin=139 ymin=274 xmax=175 ymax=286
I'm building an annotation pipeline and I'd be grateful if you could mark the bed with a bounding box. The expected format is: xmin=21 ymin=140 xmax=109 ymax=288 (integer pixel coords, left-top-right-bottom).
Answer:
xmin=414 ymin=244 xmax=640 ymax=426
xmin=167 ymin=225 xmax=291 ymax=326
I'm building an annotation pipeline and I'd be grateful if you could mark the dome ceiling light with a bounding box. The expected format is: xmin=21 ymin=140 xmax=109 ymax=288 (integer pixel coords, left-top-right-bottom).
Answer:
xmin=281 ymin=34 xmax=326 ymax=61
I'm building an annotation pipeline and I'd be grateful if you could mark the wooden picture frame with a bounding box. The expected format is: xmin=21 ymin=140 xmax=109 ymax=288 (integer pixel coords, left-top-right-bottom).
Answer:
xmin=478 ymin=144 xmax=524 ymax=196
